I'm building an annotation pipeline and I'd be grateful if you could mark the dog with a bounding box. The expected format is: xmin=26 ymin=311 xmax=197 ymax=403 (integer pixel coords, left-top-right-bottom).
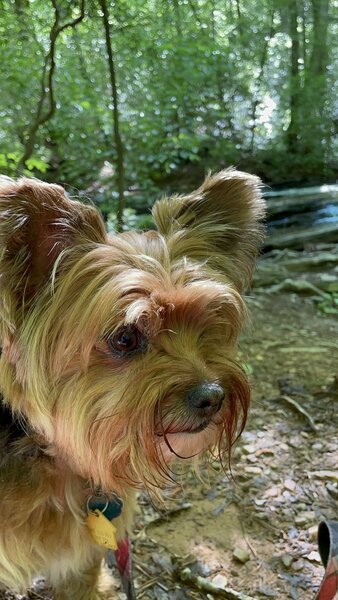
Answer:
xmin=0 ymin=169 xmax=265 ymax=599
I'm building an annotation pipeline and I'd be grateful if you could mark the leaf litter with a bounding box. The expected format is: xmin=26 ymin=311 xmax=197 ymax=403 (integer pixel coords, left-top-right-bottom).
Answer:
xmin=1 ymin=291 xmax=337 ymax=600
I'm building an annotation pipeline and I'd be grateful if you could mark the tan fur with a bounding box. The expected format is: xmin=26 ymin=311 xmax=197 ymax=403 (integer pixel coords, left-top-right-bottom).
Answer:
xmin=0 ymin=170 xmax=265 ymax=598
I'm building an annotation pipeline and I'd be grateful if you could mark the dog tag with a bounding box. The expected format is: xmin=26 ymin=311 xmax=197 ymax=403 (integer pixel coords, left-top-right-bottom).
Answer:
xmin=87 ymin=509 xmax=118 ymax=550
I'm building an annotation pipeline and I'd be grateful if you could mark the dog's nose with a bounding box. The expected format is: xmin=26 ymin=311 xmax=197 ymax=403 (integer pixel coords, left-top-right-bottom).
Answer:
xmin=186 ymin=382 xmax=225 ymax=416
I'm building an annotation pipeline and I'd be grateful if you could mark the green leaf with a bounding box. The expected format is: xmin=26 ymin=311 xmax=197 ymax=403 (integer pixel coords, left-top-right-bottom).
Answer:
xmin=25 ymin=157 xmax=49 ymax=173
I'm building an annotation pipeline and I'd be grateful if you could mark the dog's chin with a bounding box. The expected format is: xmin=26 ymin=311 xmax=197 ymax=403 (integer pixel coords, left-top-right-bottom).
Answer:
xmin=157 ymin=422 xmax=219 ymax=462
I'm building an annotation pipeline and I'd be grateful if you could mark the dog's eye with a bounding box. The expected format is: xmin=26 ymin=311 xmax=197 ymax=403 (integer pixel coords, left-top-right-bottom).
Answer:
xmin=107 ymin=326 xmax=147 ymax=357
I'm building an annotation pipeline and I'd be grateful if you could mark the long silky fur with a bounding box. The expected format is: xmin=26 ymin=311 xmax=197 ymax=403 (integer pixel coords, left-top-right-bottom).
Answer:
xmin=0 ymin=170 xmax=265 ymax=597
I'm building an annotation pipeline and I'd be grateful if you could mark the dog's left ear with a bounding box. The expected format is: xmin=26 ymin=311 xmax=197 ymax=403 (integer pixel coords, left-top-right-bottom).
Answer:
xmin=152 ymin=168 xmax=266 ymax=292
xmin=0 ymin=177 xmax=107 ymax=308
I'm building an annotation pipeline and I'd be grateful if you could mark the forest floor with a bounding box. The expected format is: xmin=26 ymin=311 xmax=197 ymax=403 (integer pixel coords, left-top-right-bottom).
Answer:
xmin=2 ymin=288 xmax=338 ymax=600
xmin=127 ymin=290 xmax=338 ymax=600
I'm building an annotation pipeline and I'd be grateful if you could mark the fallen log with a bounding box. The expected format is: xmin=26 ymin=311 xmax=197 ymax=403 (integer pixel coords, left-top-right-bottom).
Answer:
xmin=265 ymin=223 xmax=338 ymax=250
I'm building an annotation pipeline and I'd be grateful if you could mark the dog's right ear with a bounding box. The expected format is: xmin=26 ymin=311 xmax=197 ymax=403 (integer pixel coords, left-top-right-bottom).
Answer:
xmin=152 ymin=168 xmax=266 ymax=292
xmin=0 ymin=177 xmax=107 ymax=312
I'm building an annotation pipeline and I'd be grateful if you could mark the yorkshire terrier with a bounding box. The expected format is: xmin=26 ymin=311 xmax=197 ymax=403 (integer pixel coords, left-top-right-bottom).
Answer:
xmin=0 ymin=169 xmax=265 ymax=599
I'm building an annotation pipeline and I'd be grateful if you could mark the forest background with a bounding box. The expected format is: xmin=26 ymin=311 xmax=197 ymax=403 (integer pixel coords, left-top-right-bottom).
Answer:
xmin=1 ymin=3 xmax=338 ymax=599
xmin=0 ymin=0 xmax=337 ymax=231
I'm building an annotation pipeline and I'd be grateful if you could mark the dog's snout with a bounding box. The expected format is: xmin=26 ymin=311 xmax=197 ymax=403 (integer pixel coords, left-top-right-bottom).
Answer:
xmin=186 ymin=382 xmax=225 ymax=416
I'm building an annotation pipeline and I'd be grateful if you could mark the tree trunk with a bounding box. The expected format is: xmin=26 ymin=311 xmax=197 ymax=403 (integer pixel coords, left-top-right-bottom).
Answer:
xmin=301 ymin=0 xmax=329 ymax=162
xmin=98 ymin=0 xmax=125 ymax=233
xmin=286 ymin=0 xmax=301 ymax=154
xmin=210 ymin=0 xmax=236 ymax=137
xmin=249 ymin=11 xmax=275 ymax=152
xmin=18 ymin=0 xmax=85 ymax=171
xmin=309 ymin=0 xmax=329 ymax=82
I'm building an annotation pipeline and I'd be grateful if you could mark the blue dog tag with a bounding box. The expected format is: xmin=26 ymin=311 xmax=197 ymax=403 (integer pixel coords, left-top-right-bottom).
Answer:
xmin=87 ymin=494 xmax=123 ymax=521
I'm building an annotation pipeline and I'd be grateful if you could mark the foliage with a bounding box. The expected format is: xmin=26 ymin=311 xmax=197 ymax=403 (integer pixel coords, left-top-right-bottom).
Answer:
xmin=315 ymin=292 xmax=338 ymax=315
xmin=107 ymin=207 xmax=153 ymax=233
xmin=0 ymin=0 xmax=337 ymax=215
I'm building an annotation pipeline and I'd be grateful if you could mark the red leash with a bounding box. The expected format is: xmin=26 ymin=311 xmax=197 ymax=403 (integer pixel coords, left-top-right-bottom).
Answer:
xmin=115 ymin=537 xmax=136 ymax=600
xmin=315 ymin=521 xmax=338 ymax=599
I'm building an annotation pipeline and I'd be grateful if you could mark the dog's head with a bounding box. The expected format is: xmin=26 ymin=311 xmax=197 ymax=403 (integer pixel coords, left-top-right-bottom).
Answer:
xmin=0 ymin=170 xmax=265 ymax=495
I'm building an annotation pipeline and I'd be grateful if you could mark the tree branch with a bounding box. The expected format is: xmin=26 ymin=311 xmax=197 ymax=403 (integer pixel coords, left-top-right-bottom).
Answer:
xmin=98 ymin=0 xmax=125 ymax=232
xmin=18 ymin=0 xmax=85 ymax=170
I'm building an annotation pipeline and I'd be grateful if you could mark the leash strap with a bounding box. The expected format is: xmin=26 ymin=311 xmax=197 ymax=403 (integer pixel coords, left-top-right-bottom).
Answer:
xmin=315 ymin=520 xmax=338 ymax=599
xmin=106 ymin=538 xmax=136 ymax=600
xmin=115 ymin=537 xmax=136 ymax=600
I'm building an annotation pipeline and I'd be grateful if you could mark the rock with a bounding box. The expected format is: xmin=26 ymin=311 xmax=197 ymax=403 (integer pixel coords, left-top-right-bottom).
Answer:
xmin=257 ymin=584 xmax=278 ymax=597
xmin=295 ymin=511 xmax=316 ymax=527
xmin=211 ymin=574 xmax=228 ymax=588
xmin=307 ymin=525 xmax=319 ymax=541
xmin=247 ymin=455 xmax=258 ymax=463
xmin=244 ymin=466 xmax=262 ymax=475
xmin=292 ymin=558 xmax=304 ymax=571
xmin=306 ymin=551 xmax=321 ymax=563
xmin=284 ymin=479 xmax=297 ymax=492
xmin=312 ymin=442 xmax=324 ymax=450
xmin=281 ymin=554 xmax=293 ymax=569
xmin=255 ymin=512 xmax=269 ymax=521
xmin=232 ymin=547 xmax=251 ymax=564
xmin=242 ymin=444 xmax=256 ymax=455
xmin=326 ymin=483 xmax=338 ymax=499
xmin=312 ymin=470 xmax=338 ymax=481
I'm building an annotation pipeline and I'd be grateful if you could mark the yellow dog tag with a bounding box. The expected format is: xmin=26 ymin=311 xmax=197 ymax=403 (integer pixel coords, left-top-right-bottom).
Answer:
xmin=86 ymin=509 xmax=117 ymax=550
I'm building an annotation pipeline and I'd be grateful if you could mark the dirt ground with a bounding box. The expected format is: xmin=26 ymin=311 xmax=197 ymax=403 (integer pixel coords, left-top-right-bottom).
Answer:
xmin=130 ymin=291 xmax=338 ymax=600
xmin=1 ymin=290 xmax=338 ymax=600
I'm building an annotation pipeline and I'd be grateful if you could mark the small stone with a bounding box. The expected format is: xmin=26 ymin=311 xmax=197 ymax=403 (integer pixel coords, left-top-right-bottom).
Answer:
xmin=304 ymin=510 xmax=316 ymax=521
xmin=326 ymin=483 xmax=338 ymax=499
xmin=211 ymin=574 xmax=228 ymax=588
xmin=284 ymin=479 xmax=297 ymax=492
xmin=279 ymin=443 xmax=289 ymax=452
xmin=312 ymin=470 xmax=338 ymax=481
xmin=254 ymin=498 xmax=266 ymax=506
xmin=247 ymin=455 xmax=258 ymax=463
xmin=244 ymin=466 xmax=262 ymax=475
xmin=255 ymin=512 xmax=269 ymax=521
xmin=241 ymin=432 xmax=256 ymax=442
xmin=289 ymin=437 xmax=301 ymax=448
xmin=292 ymin=559 xmax=304 ymax=571
xmin=265 ymin=485 xmax=280 ymax=498
xmin=257 ymin=584 xmax=277 ymax=598
xmin=307 ymin=525 xmax=319 ymax=541
xmin=306 ymin=551 xmax=321 ymax=564
xmin=281 ymin=555 xmax=293 ymax=569
xmin=295 ymin=512 xmax=315 ymax=527
xmin=242 ymin=444 xmax=256 ymax=455
xmin=233 ymin=547 xmax=251 ymax=564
